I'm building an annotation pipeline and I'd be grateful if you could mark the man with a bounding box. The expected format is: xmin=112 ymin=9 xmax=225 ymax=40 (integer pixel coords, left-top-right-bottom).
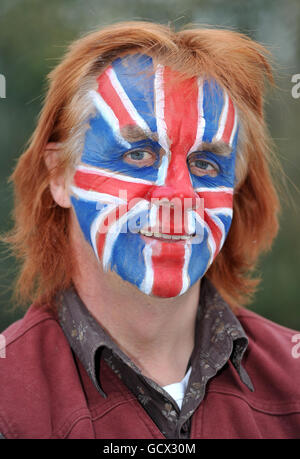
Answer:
xmin=1 ymin=21 xmax=299 ymax=439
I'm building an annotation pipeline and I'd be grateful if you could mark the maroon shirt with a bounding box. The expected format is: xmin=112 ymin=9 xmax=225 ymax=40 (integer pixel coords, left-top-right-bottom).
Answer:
xmin=56 ymin=278 xmax=253 ymax=439
xmin=0 ymin=286 xmax=300 ymax=438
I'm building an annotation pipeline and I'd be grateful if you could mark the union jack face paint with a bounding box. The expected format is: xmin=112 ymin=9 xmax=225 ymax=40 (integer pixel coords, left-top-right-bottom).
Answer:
xmin=71 ymin=54 xmax=239 ymax=298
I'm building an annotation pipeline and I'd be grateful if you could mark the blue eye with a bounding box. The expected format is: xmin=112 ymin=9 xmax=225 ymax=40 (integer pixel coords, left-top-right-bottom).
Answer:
xmin=188 ymin=155 xmax=219 ymax=177
xmin=123 ymin=150 xmax=156 ymax=167
xmin=194 ymin=160 xmax=211 ymax=170
xmin=129 ymin=151 xmax=148 ymax=160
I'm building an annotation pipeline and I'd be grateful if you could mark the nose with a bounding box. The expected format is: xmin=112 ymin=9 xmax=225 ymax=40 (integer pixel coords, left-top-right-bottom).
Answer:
xmin=146 ymin=164 xmax=200 ymax=210
xmin=145 ymin=167 xmax=201 ymax=235
xmin=147 ymin=185 xmax=199 ymax=210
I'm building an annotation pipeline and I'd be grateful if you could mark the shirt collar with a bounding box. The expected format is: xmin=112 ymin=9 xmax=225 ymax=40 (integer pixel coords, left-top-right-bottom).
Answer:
xmin=56 ymin=277 xmax=254 ymax=398
xmin=193 ymin=278 xmax=254 ymax=391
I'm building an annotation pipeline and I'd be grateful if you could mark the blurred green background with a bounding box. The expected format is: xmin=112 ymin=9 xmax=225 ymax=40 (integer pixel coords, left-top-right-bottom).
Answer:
xmin=0 ymin=0 xmax=299 ymax=331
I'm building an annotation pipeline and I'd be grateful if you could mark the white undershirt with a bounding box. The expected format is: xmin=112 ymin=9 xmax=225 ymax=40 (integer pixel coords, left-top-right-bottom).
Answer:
xmin=162 ymin=366 xmax=192 ymax=410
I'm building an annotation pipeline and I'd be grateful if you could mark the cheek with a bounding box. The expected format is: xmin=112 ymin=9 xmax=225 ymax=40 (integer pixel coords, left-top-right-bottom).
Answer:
xmin=200 ymin=188 xmax=233 ymax=213
xmin=197 ymin=188 xmax=233 ymax=259
xmin=70 ymin=195 xmax=101 ymax=253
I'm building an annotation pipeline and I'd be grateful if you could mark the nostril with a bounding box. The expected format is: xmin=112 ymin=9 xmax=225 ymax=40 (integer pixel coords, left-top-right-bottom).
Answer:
xmin=146 ymin=186 xmax=198 ymax=202
xmin=146 ymin=188 xmax=201 ymax=212
xmin=146 ymin=186 xmax=175 ymax=202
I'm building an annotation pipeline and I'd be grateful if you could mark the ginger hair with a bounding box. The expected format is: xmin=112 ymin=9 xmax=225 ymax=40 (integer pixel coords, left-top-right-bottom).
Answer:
xmin=6 ymin=21 xmax=280 ymax=309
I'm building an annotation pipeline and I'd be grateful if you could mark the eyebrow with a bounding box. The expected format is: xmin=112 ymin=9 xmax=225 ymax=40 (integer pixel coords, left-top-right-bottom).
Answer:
xmin=192 ymin=141 xmax=232 ymax=157
xmin=120 ymin=125 xmax=232 ymax=157
xmin=121 ymin=125 xmax=158 ymax=143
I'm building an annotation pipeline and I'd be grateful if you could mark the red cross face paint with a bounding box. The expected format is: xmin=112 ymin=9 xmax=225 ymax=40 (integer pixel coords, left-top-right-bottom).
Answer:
xmin=71 ymin=54 xmax=239 ymax=298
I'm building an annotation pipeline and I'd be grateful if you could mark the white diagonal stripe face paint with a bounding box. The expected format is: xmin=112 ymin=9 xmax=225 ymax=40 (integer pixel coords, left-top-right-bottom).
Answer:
xmin=71 ymin=186 xmax=126 ymax=205
xmin=179 ymin=243 xmax=192 ymax=295
xmin=205 ymin=209 xmax=228 ymax=250
xmin=89 ymin=90 xmax=130 ymax=148
xmin=213 ymin=90 xmax=229 ymax=142
xmin=193 ymin=210 xmax=215 ymax=256
xmin=154 ymin=64 xmax=170 ymax=186
xmin=188 ymin=78 xmax=206 ymax=155
xmin=229 ymin=105 xmax=238 ymax=147
xmin=90 ymin=204 xmax=119 ymax=262
xmin=107 ymin=67 xmax=151 ymax=135
xmin=77 ymin=164 xmax=154 ymax=185
xmin=155 ymin=154 xmax=169 ymax=186
xmin=154 ymin=65 xmax=169 ymax=152
xmin=190 ymin=210 xmax=205 ymax=244
xmin=71 ymin=185 xmax=127 ymax=263
xmin=149 ymin=204 xmax=159 ymax=229
xmin=207 ymin=208 xmax=233 ymax=218
xmin=194 ymin=186 xmax=233 ymax=194
xmin=187 ymin=210 xmax=196 ymax=235
xmin=140 ymin=243 xmax=154 ymax=295
xmin=102 ymin=199 xmax=150 ymax=271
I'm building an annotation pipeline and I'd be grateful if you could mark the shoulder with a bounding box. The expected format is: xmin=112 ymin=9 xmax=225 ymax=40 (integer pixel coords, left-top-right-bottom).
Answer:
xmin=2 ymin=302 xmax=60 ymax=343
xmin=1 ymin=302 xmax=67 ymax=363
xmin=236 ymin=307 xmax=300 ymax=407
xmin=236 ymin=307 xmax=300 ymax=361
xmin=204 ymin=307 xmax=300 ymax=438
xmin=0 ymin=303 xmax=86 ymax=438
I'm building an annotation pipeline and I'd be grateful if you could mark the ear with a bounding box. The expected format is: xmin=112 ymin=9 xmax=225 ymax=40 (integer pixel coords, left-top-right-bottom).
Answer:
xmin=44 ymin=142 xmax=72 ymax=208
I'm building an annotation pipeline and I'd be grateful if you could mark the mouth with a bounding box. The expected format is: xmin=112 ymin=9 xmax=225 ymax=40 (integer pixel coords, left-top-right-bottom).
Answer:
xmin=138 ymin=229 xmax=196 ymax=241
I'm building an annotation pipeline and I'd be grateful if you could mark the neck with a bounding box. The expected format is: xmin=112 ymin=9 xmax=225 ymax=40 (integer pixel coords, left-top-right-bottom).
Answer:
xmin=71 ymin=220 xmax=201 ymax=386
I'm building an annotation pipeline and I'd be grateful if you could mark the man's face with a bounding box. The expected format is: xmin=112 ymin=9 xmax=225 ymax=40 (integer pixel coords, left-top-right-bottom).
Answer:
xmin=70 ymin=54 xmax=239 ymax=298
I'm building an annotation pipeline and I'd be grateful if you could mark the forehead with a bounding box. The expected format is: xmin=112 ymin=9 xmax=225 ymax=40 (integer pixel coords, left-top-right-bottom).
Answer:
xmin=85 ymin=53 xmax=238 ymax=155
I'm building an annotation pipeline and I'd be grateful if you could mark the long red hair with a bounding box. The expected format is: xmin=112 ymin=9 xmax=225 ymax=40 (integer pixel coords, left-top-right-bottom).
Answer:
xmin=6 ymin=21 xmax=280 ymax=310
